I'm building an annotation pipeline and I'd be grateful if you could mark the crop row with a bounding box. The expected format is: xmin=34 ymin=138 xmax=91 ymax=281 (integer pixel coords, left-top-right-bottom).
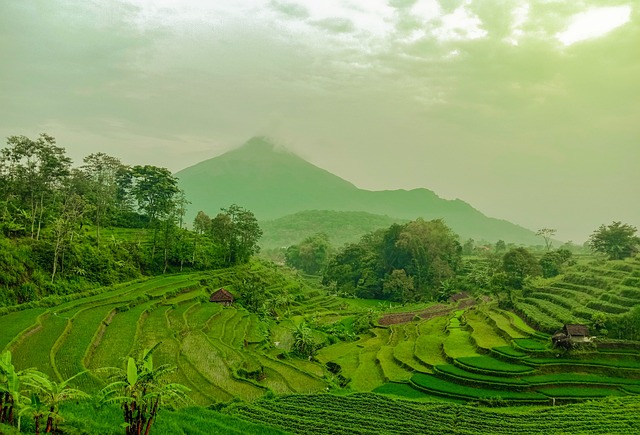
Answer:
xmin=227 ymin=393 xmax=640 ymax=434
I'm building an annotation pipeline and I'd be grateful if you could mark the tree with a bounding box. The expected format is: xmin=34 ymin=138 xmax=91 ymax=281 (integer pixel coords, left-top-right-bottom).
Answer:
xmin=382 ymin=269 xmax=415 ymax=303
xmin=80 ymin=153 xmax=124 ymax=246
xmin=539 ymin=249 xmax=572 ymax=278
xmin=285 ymin=233 xmax=332 ymax=275
xmin=99 ymin=345 xmax=190 ymax=435
xmin=502 ymin=247 xmax=542 ymax=288
xmin=212 ymin=205 xmax=262 ymax=265
xmin=0 ymin=134 xmax=72 ymax=239
xmin=50 ymin=193 xmax=91 ymax=282
xmin=588 ymin=221 xmax=639 ymax=260
xmin=27 ymin=371 xmax=89 ymax=433
xmin=536 ymin=228 xmax=557 ymax=251
xmin=128 ymin=165 xmax=181 ymax=264
xmin=292 ymin=322 xmax=317 ymax=358
xmin=395 ymin=218 xmax=461 ymax=298
xmin=462 ymin=239 xmax=475 ymax=256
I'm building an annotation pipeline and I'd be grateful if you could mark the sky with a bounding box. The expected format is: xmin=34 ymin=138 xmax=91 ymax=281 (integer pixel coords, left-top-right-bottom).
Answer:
xmin=1 ymin=0 xmax=638 ymax=243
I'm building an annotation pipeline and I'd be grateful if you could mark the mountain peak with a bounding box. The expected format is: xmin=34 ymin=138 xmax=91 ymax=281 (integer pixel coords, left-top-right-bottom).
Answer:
xmin=232 ymin=136 xmax=289 ymax=155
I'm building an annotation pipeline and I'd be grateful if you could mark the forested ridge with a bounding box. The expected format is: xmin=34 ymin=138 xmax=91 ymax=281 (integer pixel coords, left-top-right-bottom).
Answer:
xmin=0 ymin=134 xmax=261 ymax=307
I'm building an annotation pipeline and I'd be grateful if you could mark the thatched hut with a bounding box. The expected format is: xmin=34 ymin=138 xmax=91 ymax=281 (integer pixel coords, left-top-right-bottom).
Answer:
xmin=210 ymin=288 xmax=234 ymax=306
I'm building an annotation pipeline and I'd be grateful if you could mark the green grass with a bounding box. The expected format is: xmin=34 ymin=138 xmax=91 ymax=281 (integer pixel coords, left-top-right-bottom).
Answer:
xmin=53 ymin=304 xmax=115 ymax=389
xmin=466 ymin=310 xmax=509 ymax=349
xmin=349 ymin=329 xmax=387 ymax=391
xmin=492 ymin=346 xmax=528 ymax=358
xmin=414 ymin=316 xmax=448 ymax=367
xmin=0 ymin=308 xmax=48 ymax=351
xmin=525 ymin=372 xmax=640 ymax=387
xmin=513 ymin=338 xmax=549 ymax=351
xmin=486 ymin=308 xmax=528 ymax=339
xmin=10 ymin=313 xmax=69 ymax=377
xmin=377 ymin=345 xmax=413 ymax=381
xmin=537 ymin=386 xmax=626 ymax=398
xmin=392 ymin=324 xmax=432 ymax=373
xmin=411 ymin=373 xmax=547 ymax=401
xmin=443 ymin=326 xmax=479 ymax=359
xmin=86 ymin=302 xmax=151 ymax=370
xmin=456 ymin=356 xmax=535 ymax=374
xmin=500 ymin=309 xmax=538 ymax=335
xmin=435 ymin=364 xmax=528 ymax=386
xmin=372 ymin=382 xmax=437 ymax=400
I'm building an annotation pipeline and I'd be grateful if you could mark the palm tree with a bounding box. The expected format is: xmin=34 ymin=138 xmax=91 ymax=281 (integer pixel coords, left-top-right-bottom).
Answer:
xmin=99 ymin=344 xmax=190 ymax=435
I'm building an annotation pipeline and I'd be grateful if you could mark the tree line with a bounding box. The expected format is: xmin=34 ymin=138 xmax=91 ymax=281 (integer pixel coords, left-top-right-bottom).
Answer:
xmin=285 ymin=219 xmax=639 ymax=305
xmin=0 ymin=134 xmax=261 ymax=306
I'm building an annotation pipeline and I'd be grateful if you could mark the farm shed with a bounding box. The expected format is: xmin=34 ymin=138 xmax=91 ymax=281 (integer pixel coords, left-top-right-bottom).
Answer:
xmin=210 ymin=288 xmax=234 ymax=306
xmin=562 ymin=324 xmax=591 ymax=342
xmin=552 ymin=324 xmax=592 ymax=347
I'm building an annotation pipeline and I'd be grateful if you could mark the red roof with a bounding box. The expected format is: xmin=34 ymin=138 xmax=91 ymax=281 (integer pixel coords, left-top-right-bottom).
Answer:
xmin=210 ymin=288 xmax=234 ymax=303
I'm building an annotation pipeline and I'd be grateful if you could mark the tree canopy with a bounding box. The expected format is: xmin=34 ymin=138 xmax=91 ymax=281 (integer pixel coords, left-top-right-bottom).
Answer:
xmin=323 ymin=218 xmax=461 ymax=302
xmin=588 ymin=221 xmax=639 ymax=260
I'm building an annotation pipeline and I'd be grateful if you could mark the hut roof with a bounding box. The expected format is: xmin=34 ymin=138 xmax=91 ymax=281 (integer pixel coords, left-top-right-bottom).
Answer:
xmin=564 ymin=324 xmax=590 ymax=337
xmin=210 ymin=288 xmax=234 ymax=303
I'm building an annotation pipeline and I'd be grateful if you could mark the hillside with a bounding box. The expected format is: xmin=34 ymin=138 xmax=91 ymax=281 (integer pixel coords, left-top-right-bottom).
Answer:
xmin=175 ymin=137 xmax=541 ymax=245
xmin=3 ymin=257 xmax=640 ymax=434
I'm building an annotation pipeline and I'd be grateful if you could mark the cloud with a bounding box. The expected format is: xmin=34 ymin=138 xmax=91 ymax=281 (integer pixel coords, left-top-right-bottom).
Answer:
xmin=310 ymin=17 xmax=356 ymax=34
xmin=269 ymin=0 xmax=309 ymax=19
xmin=556 ymin=5 xmax=632 ymax=46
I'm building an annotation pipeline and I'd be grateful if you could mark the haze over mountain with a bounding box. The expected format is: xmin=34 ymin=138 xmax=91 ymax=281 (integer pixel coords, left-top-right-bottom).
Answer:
xmin=176 ymin=137 xmax=541 ymax=246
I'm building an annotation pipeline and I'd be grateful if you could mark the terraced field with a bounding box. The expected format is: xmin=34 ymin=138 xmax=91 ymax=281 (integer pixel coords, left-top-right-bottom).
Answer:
xmin=227 ymin=392 xmax=640 ymax=435
xmin=513 ymin=256 xmax=640 ymax=338
xmin=2 ymin=256 xmax=640 ymax=414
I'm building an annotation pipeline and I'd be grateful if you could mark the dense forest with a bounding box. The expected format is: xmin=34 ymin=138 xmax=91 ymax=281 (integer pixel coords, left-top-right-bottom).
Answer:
xmin=0 ymin=134 xmax=261 ymax=306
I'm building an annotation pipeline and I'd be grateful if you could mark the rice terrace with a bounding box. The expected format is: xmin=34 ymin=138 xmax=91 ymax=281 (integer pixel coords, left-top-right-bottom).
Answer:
xmin=2 ymin=196 xmax=640 ymax=434
xmin=2 ymin=1 xmax=640 ymax=434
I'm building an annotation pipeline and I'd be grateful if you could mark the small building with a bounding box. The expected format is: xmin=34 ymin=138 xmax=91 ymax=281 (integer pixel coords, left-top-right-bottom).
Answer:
xmin=210 ymin=288 xmax=234 ymax=306
xmin=562 ymin=324 xmax=591 ymax=342
xmin=552 ymin=324 xmax=592 ymax=348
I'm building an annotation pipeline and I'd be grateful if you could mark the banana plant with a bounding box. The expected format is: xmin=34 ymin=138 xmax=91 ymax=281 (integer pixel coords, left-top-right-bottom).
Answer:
xmin=98 ymin=344 xmax=190 ymax=435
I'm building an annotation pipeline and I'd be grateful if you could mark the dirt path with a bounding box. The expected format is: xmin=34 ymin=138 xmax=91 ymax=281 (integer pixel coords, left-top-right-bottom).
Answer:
xmin=378 ymin=299 xmax=476 ymax=326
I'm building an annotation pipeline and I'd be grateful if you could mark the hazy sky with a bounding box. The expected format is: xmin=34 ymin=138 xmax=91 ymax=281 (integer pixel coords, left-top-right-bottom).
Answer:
xmin=1 ymin=1 xmax=638 ymax=243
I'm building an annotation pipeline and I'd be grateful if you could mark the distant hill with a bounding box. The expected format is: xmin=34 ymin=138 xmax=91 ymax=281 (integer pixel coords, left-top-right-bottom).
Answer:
xmin=259 ymin=210 xmax=405 ymax=249
xmin=176 ymin=137 xmax=541 ymax=245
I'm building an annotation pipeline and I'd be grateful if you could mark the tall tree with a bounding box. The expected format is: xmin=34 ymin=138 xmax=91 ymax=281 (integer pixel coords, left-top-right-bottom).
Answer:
xmin=536 ymin=228 xmax=557 ymax=251
xmin=213 ymin=205 xmax=262 ymax=265
xmin=396 ymin=218 xmax=461 ymax=297
xmin=502 ymin=247 xmax=542 ymax=288
xmin=0 ymin=134 xmax=71 ymax=239
xmin=128 ymin=165 xmax=180 ymax=262
xmin=80 ymin=152 xmax=124 ymax=247
xmin=588 ymin=221 xmax=639 ymax=260
xmin=285 ymin=233 xmax=332 ymax=275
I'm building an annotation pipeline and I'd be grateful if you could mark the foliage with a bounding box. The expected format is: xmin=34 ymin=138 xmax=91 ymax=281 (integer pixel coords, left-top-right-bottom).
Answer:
xmin=502 ymin=247 xmax=542 ymax=289
xmin=285 ymin=232 xmax=332 ymax=275
xmin=588 ymin=221 xmax=639 ymax=260
xmin=98 ymin=345 xmax=190 ymax=435
xmin=536 ymin=228 xmax=557 ymax=251
xmin=539 ymin=249 xmax=573 ymax=278
xmin=0 ymin=134 xmax=265 ymax=306
xmin=323 ymin=218 xmax=461 ymax=302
